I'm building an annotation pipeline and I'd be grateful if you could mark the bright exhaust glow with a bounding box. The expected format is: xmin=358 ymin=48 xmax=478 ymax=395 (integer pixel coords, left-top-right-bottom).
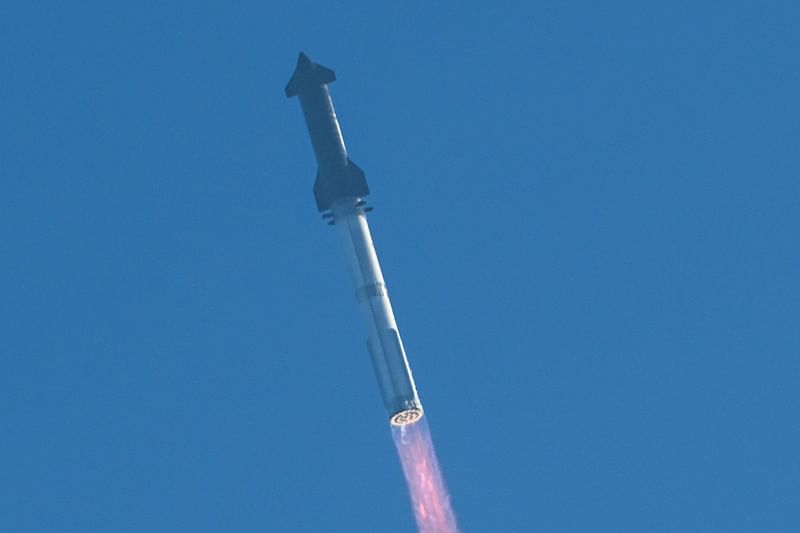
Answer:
xmin=392 ymin=417 xmax=459 ymax=532
xmin=390 ymin=407 xmax=424 ymax=426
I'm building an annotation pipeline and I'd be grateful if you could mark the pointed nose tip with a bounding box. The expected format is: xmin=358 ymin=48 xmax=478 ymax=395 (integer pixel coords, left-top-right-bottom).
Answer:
xmin=296 ymin=52 xmax=313 ymax=72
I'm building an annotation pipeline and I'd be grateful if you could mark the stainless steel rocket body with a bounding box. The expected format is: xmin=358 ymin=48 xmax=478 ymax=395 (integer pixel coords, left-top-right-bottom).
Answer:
xmin=331 ymin=200 xmax=423 ymax=425
xmin=286 ymin=53 xmax=423 ymax=425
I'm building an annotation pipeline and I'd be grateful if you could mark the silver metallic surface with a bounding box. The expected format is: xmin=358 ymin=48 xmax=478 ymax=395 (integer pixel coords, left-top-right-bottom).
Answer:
xmin=331 ymin=200 xmax=423 ymax=424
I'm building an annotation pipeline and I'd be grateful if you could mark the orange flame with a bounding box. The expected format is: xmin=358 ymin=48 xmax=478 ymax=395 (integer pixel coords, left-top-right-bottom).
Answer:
xmin=392 ymin=418 xmax=459 ymax=533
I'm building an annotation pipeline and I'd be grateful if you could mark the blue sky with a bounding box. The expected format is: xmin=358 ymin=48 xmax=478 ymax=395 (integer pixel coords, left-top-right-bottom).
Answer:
xmin=2 ymin=1 xmax=798 ymax=531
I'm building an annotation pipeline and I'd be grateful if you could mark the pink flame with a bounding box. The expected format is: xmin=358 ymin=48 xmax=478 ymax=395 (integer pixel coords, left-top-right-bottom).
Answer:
xmin=392 ymin=418 xmax=459 ymax=533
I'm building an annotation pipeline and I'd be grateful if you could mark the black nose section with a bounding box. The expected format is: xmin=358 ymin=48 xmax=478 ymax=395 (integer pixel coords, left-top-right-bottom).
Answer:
xmin=285 ymin=52 xmax=336 ymax=98
xmin=296 ymin=52 xmax=314 ymax=73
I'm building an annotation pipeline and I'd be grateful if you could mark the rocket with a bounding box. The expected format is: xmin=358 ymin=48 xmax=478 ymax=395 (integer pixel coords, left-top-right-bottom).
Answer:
xmin=286 ymin=52 xmax=423 ymax=426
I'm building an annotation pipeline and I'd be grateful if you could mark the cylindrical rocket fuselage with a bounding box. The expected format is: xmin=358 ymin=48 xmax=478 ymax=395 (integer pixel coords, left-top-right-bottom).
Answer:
xmin=286 ymin=53 xmax=423 ymax=425
xmin=332 ymin=200 xmax=423 ymax=425
xmin=297 ymin=85 xmax=348 ymax=175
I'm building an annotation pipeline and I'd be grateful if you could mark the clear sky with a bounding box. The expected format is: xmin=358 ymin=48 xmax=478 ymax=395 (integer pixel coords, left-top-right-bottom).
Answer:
xmin=2 ymin=1 xmax=798 ymax=531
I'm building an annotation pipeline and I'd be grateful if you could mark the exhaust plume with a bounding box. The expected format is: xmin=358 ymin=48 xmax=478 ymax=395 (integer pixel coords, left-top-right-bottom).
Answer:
xmin=392 ymin=418 xmax=459 ymax=533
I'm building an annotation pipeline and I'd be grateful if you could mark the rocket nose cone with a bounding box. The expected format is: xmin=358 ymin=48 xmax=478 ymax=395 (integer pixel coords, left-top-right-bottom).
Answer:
xmin=296 ymin=52 xmax=314 ymax=73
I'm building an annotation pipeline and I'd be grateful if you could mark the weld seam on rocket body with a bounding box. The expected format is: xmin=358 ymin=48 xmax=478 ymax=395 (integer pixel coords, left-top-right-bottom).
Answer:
xmin=356 ymin=282 xmax=387 ymax=303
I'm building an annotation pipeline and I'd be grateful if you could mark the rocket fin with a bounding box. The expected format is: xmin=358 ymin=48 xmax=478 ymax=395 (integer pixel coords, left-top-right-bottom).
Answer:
xmin=312 ymin=159 xmax=370 ymax=212
xmin=285 ymin=53 xmax=336 ymax=97
xmin=343 ymin=159 xmax=370 ymax=198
